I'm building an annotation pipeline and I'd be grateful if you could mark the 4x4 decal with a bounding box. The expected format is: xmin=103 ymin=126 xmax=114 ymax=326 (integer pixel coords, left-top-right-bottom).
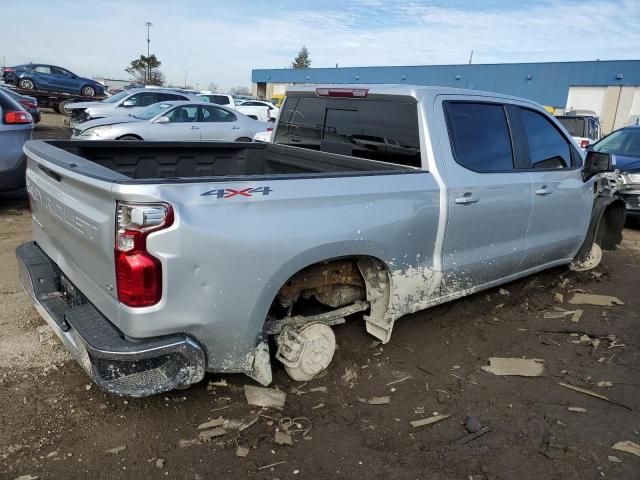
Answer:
xmin=201 ymin=187 xmax=273 ymax=199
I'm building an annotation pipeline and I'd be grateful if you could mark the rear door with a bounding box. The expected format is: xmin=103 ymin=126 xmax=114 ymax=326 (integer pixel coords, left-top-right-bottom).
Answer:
xmin=50 ymin=67 xmax=78 ymax=94
xmin=149 ymin=105 xmax=200 ymax=140
xmin=32 ymin=65 xmax=53 ymax=89
xmin=438 ymin=98 xmax=532 ymax=290
xmin=515 ymin=107 xmax=592 ymax=268
xmin=198 ymin=105 xmax=240 ymax=140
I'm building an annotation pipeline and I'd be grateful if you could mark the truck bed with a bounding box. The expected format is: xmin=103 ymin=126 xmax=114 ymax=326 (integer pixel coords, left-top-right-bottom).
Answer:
xmin=24 ymin=140 xmax=419 ymax=183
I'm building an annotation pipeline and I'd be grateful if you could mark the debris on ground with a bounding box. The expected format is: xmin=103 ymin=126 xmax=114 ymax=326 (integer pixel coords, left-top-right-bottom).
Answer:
xmin=455 ymin=426 xmax=492 ymax=445
xmin=244 ymin=385 xmax=286 ymax=410
xmin=608 ymin=455 xmax=623 ymax=463
xmin=105 ymin=445 xmax=126 ymax=455
xmin=341 ymin=367 xmax=358 ymax=386
xmin=567 ymin=407 xmax=587 ymax=413
xmin=178 ymin=439 xmax=199 ymax=448
xmin=554 ymin=293 xmax=564 ymax=303
xmin=37 ymin=325 xmax=53 ymax=344
xmin=236 ymin=446 xmax=250 ymax=458
xmin=199 ymin=428 xmax=226 ymax=442
xmin=596 ymin=381 xmax=613 ymax=387
xmin=410 ymin=413 xmax=450 ymax=428
xmin=481 ymin=357 xmax=544 ymax=377
xmin=499 ymin=288 xmax=510 ymax=296
xmin=274 ymin=431 xmax=294 ymax=445
xmin=197 ymin=417 xmax=225 ymax=429
xmin=558 ymin=382 xmax=631 ymax=410
xmin=571 ymin=309 xmax=583 ymax=323
xmin=308 ymin=386 xmax=327 ymax=393
xmin=257 ymin=461 xmax=287 ymax=471
xmin=464 ymin=416 xmax=482 ymax=433
xmin=14 ymin=476 xmax=39 ymax=480
xmin=611 ymin=441 xmax=640 ymax=457
xmin=7 ymin=209 xmax=22 ymax=216
xmin=155 ymin=458 xmax=165 ymax=468
xmin=239 ymin=416 xmax=259 ymax=432
xmin=386 ymin=375 xmax=413 ymax=386
xmin=367 ymin=396 xmax=391 ymax=405
xmin=568 ymin=293 xmax=624 ymax=306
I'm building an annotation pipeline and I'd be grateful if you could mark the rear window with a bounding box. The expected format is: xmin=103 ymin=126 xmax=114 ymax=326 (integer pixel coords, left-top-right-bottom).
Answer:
xmin=557 ymin=117 xmax=586 ymax=137
xmin=274 ymin=97 xmax=421 ymax=167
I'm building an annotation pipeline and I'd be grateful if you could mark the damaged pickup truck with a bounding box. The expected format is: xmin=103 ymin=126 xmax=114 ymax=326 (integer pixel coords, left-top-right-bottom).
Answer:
xmin=16 ymin=85 xmax=625 ymax=397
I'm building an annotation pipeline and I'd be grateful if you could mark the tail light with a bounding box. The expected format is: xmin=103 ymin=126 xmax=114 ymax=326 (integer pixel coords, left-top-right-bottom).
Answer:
xmin=20 ymin=101 xmax=37 ymax=109
xmin=3 ymin=67 xmax=15 ymax=72
xmin=580 ymin=139 xmax=590 ymax=149
xmin=4 ymin=111 xmax=32 ymax=124
xmin=316 ymin=87 xmax=369 ymax=98
xmin=115 ymin=202 xmax=174 ymax=307
xmin=267 ymin=127 xmax=273 ymax=132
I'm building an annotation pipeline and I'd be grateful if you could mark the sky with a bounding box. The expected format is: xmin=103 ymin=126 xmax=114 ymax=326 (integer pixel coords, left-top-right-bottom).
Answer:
xmin=1 ymin=0 xmax=638 ymax=91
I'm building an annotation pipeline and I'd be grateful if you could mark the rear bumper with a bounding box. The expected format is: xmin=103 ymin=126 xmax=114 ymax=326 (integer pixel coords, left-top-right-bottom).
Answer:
xmin=16 ymin=241 xmax=206 ymax=397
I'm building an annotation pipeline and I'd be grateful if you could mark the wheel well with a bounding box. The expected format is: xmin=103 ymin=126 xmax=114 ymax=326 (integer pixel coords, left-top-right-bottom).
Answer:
xmin=595 ymin=199 xmax=626 ymax=251
xmin=116 ymin=134 xmax=143 ymax=140
xmin=268 ymin=256 xmax=392 ymax=339
xmin=235 ymin=137 xmax=252 ymax=142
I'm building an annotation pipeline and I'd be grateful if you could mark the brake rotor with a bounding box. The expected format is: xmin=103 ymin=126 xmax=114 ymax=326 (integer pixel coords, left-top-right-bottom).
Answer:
xmin=283 ymin=323 xmax=336 ymax=382
xmin=571 ymin=243 xmax=602 ymax=272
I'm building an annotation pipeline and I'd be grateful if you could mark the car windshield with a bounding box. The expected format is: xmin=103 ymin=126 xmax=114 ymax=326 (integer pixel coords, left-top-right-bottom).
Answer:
xmin=102 ymin=90 xmax=131 ymax=104
xmin=592 ymin=129 xmax=640 ymax=157
xmin=133 ymin=103 xmax=173 ymax=120
xmin=557 ymin=117 xmax=586 ymax=137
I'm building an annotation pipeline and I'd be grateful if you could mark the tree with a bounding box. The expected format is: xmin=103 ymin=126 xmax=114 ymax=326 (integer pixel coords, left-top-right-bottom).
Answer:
xmin=207 ymin=82 xmax=220 ymax=93
xmin=292 ymin=46 xmax=311 ymax=69
xmin=125 ymin=54 xmax=165 ymax=86
xmin=229 ymin=85 xmax=250 ymax=96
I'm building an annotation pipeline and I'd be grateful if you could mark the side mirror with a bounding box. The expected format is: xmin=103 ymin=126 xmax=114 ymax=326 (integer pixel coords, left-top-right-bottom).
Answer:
xmin=121 ymin=99 xmax=136 ymax=107
xmin=583 ymin=150 xmax=614 ymax=181
xmin=154 ymin=116 xmax=169 ymax=124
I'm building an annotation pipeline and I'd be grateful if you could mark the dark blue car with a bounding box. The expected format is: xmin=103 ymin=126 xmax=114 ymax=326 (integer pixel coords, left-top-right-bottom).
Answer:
xmin=2 ymin=64 xmax=105 ymax=97
xmin=590 ymin=125 xmax=640 ymax=217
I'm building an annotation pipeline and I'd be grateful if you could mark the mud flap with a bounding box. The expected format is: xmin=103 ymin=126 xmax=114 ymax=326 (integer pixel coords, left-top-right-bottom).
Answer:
xmin=247 ymin=340 xmax=272 ymax=386
xmin=358 ymin=258 xmax=393 ymax=343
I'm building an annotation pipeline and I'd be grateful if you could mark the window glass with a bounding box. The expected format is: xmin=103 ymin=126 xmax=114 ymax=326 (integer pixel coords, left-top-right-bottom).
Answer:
xmin=133 ymin=103 xmax=172 ymax=120
xmin=52 ymin=67 xmax=73 ymax=77
xmin=274 ymin=97 xmax=421 ymax=167
xmin=593 ymin=129 xmax=640 ymax=156
xmin=211 ymin=95 xmax=230 ymax=105
xmin=445 ymin=102 xmax=514 ymax=172
xmin=34 ymin=66 xmax=51 ymax=74
xmin=103 ymin=90 xmax=130 ymax=104
xmin=126 ymin=92 xmax=156 ymax=107
xmin=557 ymin=117 xmax=586 ymax=137
xmin=200 ymin=105 xmax=236 ymax=122
xmin=521 ymin=108 xmax=571 ymax=169
xmin=166 ymin=105 xmax=198 ymax=122
xmin=156 ymin=93 xmax=183 ymax=102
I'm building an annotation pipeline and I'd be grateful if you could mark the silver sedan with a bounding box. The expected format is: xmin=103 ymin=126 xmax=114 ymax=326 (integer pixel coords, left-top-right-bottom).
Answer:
xmin=71 ymin=101 xmax=272 ymax=142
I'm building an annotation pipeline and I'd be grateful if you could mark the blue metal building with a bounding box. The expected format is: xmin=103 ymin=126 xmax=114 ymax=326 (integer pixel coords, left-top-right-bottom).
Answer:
xmin=252 ymin=60 xmax=640 ymax=108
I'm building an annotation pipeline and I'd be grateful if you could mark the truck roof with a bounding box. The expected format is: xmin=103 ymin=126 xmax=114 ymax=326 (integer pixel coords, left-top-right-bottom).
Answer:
xmin=286 ymin=83 xmax=542 ymax=107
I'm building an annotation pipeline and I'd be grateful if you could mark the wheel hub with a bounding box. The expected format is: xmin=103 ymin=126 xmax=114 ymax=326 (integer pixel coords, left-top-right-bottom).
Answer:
xmin=276 ymin=323 xmax=336 ymax=381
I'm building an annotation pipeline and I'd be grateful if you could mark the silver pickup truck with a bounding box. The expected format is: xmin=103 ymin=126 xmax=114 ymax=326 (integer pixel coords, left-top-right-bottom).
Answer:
xmin=16 ymin=85 xmax=625 ymax=397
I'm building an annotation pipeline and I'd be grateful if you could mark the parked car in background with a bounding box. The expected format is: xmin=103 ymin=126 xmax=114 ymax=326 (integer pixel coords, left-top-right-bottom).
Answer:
xmin=556 ymin=114 xmax=601 ymax=150
xmin=0 ymin=89 xmax=33 ymax=192
xmin=2 ymin=64 xmax=105 ymax=97
xmin=71 ymin=101 xmax=272 ymax=142
xmin=0 ymin=87 xmax=40 ymax=123
xmin=237 ymin=100 xmax=280 ymax=122
xmin=198 ymin=93 xmax=236 ymax=109
xmin=65 ymin=88 xmax=199 ymax=125
xmin=590 ymin=125 xmax=640 ymax=216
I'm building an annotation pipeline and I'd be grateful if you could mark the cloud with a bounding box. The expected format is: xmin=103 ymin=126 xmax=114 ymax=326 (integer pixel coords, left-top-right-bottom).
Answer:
xmin=0 ymin=0 xmax=637 ymax=91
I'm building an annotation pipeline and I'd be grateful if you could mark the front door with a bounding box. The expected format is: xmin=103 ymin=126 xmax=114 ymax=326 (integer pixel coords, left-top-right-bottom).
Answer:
xmin=438 ymin=99 xmax=532 ymax=292
xmin=515 ymin=107 xmax=593 ymax=268
xmin=150 ymin=105 xmax=201 ymax=141
xmin=198 ymin=105 xmax=241 ymax=141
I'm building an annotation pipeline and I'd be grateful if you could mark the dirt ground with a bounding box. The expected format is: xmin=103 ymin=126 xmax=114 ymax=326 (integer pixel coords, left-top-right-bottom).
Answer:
xmin=1 ymin=111 xmax=639 ymax=480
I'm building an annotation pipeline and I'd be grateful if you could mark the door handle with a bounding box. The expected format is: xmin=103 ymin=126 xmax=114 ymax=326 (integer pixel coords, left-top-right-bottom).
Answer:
xmin=232 ymin=125 xmax=240 ymax=130
xmin=190 ymin=126 xmax=199 ymax=130
xmin=455 ymin=193 xmax=480 ymax=205
xmin=535 ymin=186 xmax=553 ymax=196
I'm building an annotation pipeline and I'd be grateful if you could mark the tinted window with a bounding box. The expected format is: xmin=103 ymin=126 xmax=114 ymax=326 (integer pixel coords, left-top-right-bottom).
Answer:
xmin=157 ymin=93 xmax=185 ymax=102
xmin=166 ymin=106 xmax=198 ymax=122
xmin=557 ymin=117 xmax=586 ymax=137
xmin=445 ymin=102 xmax=514 ymax=172
xmin=521 ymin=108 xmax=571 ymax=169
xmin=52 ymin=67 xmax=72 ymax=77
xmin=274 ymin=97 xmax=421 ymax=167
xmin=211 ymin=95 xmax=230 ymax=105
xmin=200 ymin=105 xmax=236 ymax=122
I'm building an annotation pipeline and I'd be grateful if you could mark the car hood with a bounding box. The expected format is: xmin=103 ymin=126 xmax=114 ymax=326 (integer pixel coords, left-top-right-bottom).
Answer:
xmin=76 ymin=116 xmax=142 ymax=131
xmin=614 ymin=154 xmax=640 ymax=173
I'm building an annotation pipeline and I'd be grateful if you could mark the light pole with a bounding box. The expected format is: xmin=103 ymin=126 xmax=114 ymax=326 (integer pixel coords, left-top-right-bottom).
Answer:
xmin=145 ymin=21 xmax=153 ymax=84
xmin=184 ymin=70 xmax=188 ymax=89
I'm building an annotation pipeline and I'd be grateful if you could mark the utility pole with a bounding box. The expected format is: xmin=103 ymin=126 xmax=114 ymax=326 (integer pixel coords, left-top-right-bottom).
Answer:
xmin=184 ymin=70 xmax=188 ymax=88
xmin=145 ymin=21 xmax=153 ymax=84
xmin=468 ymin=50 xmax=474 ymax=65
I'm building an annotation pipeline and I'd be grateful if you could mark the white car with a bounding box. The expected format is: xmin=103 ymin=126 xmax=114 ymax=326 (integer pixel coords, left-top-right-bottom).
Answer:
xmin=65 ymin=88 xmax=200 ymax=126
xmin=198 ymin=93 xmax=236 ymax=109
xmin=71 ymin=101 xmax=272 ymax=142
xmin=237 ymin=100 xmax=280 ymax=122
xmin=556 ymin=114 xmax=601 ymax=150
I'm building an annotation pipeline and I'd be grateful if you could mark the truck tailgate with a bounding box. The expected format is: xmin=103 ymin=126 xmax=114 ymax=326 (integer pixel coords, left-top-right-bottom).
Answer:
xmin=25 ymin=156 xmax=119 ymax=322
